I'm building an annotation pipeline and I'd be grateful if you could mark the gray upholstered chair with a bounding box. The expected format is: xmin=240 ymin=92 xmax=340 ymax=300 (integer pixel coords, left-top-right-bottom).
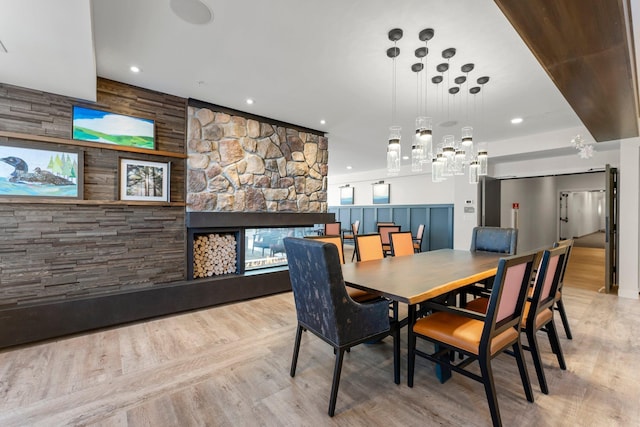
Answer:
xmin=470 ymin=226 xmax=518 ymax=255
xmin=283 ymin=237 xmax=392 ymax=417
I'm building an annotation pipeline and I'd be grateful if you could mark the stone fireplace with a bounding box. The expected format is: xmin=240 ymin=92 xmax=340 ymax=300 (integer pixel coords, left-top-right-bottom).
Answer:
xmin=184 ymin=99 xmax=333 ymax=285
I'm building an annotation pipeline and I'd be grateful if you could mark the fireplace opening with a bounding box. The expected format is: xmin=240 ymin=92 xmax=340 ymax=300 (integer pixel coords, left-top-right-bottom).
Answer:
xmin=244 ymin=226 xmax=317 ymax=271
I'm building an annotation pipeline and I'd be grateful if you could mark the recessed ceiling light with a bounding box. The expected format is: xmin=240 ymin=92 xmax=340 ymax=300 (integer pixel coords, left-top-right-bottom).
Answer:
xmin=320 ymin=119 xmax=326 ymax=125
xmin=246 ymin=98 xmax=254 ymax=105
xmin=130 ymin=66 xmax=141 ymax=73
xmin=511 ymin=117 xmax=523 ymax=124
xmin=402 ymin=156 xmax=409 ymax=160
xmin=346 ymin=165 xmax=353 ymax=170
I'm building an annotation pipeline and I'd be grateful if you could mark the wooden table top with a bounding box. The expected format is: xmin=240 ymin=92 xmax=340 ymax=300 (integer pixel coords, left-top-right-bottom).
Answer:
xmin=341 ymin=249 xmax=502 ymax=305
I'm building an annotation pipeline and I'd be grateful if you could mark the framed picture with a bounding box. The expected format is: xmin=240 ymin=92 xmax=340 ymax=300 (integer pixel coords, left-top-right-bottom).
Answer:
xmin=119 ymin=158 xmax=170 ymax=202
xmin=340 ymin=186 xmax=354 ymax=205
xmin=0 ymin=141 xmax=83 ymax=199
xmin=72 ymin=105 xmax=156 ymax=149
xmin=372 ymin=183 xmax=390 ymax=204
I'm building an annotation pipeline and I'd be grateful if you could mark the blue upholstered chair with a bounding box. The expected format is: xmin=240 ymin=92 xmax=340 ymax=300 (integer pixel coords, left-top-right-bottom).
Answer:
xmin=283 ymin=237 xmax=392 ymax=417
xmin=470 ymin=226 xmax=518 ymax=255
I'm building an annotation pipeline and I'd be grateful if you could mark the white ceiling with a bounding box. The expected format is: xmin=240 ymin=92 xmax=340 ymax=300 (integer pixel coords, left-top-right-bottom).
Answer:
xmin=1 ymin=0 xmax=618 ymax=175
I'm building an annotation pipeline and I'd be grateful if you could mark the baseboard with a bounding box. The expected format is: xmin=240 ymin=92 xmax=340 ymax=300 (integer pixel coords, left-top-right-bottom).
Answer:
xmin=0 ymin=271 xmax=291 ymax=349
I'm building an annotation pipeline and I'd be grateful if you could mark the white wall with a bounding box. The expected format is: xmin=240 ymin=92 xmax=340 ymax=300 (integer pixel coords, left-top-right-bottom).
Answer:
xmin=499 ymin=173 xmax=605 ymax=252
xmin=500 ymin=176 xmax=558 ymax=252
xmin=328 ymin=167 xmax=455 ymax=206
xmin=618 ymin=138 xmax=640 ymax=299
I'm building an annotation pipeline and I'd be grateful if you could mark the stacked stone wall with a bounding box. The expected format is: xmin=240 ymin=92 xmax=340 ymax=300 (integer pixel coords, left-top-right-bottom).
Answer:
xmin=186 ymin=106 xmax=328 ymax=212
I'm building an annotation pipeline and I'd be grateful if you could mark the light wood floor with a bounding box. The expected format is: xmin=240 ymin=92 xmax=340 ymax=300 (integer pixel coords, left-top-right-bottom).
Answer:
xmin=564 ymin=247 xmax=606 ymax=293
xmin=1 ymin=261 xmax=638 ymax=426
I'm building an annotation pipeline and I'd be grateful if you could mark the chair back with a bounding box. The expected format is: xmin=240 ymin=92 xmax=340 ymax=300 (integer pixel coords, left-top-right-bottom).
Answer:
xmin=324 ymin=222 xmax=341 ymax=236
xmin=283 ymin=237 xmax=388 ymax=346
xmin=376 ymin=221 xmax=395 ymax=227
xmin=470 ymin=226 xmax=518 ymax=255
xmin=390 ymin=231 xmax=415 ymax=257
xmin=378 ymin=225 xmax=401 ymax=245
xmin=305 ymin=235 xmax=345 ymax=264
xmin=482 ymin=252 xmax=536 ymax=346
xmin=553 ymin=239 xmax=574 ymax=291
xmin=354 ymin=234 xmax=384 ymax=262
xmin=352 ymin=220 xmax=360 ymax=235
xmin=413 ymin=224 xmax=426 ymax=252
xmin=530 ymin=245 xmax=568 ymax=317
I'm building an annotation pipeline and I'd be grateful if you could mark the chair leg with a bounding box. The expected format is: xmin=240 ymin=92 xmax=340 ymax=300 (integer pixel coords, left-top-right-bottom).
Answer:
xmin=479 ymin=356 xmax=502 ymax=427
xmin=546 ymin=320 xmax=567 ymax=370
xmin=513 ymin=341 xmax=535 ymax=403
xmin=328 ymin=348 xmax=345 ymax=417
xmin=556 ymin=297 xmax=573 ymax=339
xmin=526 ymin=330 xmax=549 ymax=394
xmin=290 ymin=324 xmax=303 ymax=377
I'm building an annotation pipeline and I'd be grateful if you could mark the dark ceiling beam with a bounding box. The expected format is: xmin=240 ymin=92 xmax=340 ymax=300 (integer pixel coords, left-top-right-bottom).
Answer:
xmin=494 ymin=0 xmax=638 ymax=142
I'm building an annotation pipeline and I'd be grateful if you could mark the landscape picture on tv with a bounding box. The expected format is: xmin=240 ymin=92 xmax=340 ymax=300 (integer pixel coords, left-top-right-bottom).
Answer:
xmin=72 ymin=106 xmax=155 ymax=149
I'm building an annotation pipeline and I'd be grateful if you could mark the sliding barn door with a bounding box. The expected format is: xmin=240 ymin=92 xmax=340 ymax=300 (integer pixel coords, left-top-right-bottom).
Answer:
xmin=605 ymin=164 xmax=618 ymax=293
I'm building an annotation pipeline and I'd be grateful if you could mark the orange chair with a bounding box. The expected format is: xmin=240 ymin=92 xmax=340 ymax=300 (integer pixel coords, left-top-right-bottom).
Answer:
xmin=390 ymin=231 xmax=415 ymax=257
xmin=408 ymin=252 xmax=537 ymax=427
xmin=324 ymin=222 xmax=341 ymax=236
xmin=378 ymin=225 xmax=401 ymax=256
xmin=413 ymin=224 xmax=425 ymax=253
xmin=342 ymin=220 xmax=360 ymax=261
xmin=305 ymin=234 xmax=379 ymax=303
xmin=552 ymin=239 xmax=574 ymax=339
xmin=465 ymin=245 xmax=570 ymax=395
xmin=354 ymin=234 xmax=384 ymax=262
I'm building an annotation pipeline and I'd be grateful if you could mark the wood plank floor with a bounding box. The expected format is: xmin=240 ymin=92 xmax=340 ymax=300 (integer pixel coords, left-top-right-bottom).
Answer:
xmin=1 ymin=264 xmax=638 ymax=425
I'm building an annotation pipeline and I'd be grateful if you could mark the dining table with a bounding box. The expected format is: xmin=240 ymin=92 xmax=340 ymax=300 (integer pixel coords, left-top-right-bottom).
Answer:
xmin=341 ymin=248 xmax=504 ymax=385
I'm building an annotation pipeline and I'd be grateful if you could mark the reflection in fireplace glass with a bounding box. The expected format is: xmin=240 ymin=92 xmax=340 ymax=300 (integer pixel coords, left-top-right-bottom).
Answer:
xmin=245 ymin=226 xmax=319 ymax=271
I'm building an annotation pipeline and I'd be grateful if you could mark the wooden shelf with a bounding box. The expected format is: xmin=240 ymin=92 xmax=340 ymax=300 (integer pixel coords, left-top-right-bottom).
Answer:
xmin=0 ymin=131 xmax=187 ymax=159
xmin=0 ymin=198 xmax=186 ymax=207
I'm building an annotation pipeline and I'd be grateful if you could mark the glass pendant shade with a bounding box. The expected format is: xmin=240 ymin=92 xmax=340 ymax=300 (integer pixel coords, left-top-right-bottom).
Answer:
xmin=469 ymin=160 xmax=479 ymax=184
xmin=432 ymin=158 xmax=443 ymax=182
xmin=461 ymin=126 xmax=473 ymax=147
xmin=387 ymin=126 xmax=402 ymax=176
xmin=411 ymin=136 xmax=423 ymax=172
xmin=453 ymin=149 xmax=465 ymax=175
xmin=478 ymin=149 xmax=488 ymax=176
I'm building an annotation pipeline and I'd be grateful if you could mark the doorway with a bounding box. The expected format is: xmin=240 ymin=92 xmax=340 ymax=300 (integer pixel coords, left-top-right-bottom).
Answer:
xmin=558 ymin=189 xmax=606 ymax=293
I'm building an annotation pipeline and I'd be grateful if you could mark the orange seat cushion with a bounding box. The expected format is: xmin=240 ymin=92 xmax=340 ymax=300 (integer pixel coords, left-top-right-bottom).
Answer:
xmin=347 ymin=286 xmax=379 ymax=303
xmin=413 ymin=312 xmax=518 ymax=356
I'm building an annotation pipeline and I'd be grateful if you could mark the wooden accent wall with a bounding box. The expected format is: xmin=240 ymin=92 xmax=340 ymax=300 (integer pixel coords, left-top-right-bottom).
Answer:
xmin=494 ymin=0 xmax=638 ymax=142
xmin=0 ymin=79 xmax=187 ymax=307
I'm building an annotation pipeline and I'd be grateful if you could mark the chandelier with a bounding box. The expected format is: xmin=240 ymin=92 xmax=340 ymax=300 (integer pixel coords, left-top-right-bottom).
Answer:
xmin=385 ymin=28 xmax=490 ymax=184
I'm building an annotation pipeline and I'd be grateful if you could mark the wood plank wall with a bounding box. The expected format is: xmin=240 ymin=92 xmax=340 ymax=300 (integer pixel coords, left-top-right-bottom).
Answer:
xmin=0 ymin=79 xmax=187 ymax=306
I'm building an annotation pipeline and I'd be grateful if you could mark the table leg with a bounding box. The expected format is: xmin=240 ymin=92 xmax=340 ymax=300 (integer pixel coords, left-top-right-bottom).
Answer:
xmin=392 ymin=319 xmax=400 ymax=385
xmin=407 ymin=304 xmax=416 ymax=387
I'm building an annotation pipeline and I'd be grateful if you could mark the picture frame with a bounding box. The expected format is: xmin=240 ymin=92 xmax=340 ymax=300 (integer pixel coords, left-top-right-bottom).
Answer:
xmin=340 ymin=186 xmax=354 ymax=205
xmin=72 ymin=105 xmax=156 ymax=149
xmin=119 ymin=158 xmax=170 ymax=202
xmin=0 ymin=140 xmax=83 ymax=199
xmin=372 ymin=183 xmax=390 ymax=204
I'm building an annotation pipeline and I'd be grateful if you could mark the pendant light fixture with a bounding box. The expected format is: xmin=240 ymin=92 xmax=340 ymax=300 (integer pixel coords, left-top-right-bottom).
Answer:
xmin=386 ymin=28 xmax=403 ymax=176
xmin=411 ymin=60 xmax=425 ymax=172
xmin=380 ymin=26 xmax=490 ymax=183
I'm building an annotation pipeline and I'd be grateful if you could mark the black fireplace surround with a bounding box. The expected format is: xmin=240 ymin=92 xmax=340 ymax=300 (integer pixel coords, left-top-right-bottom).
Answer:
xmin=0 ymin=211 xmax=334 ymax=349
